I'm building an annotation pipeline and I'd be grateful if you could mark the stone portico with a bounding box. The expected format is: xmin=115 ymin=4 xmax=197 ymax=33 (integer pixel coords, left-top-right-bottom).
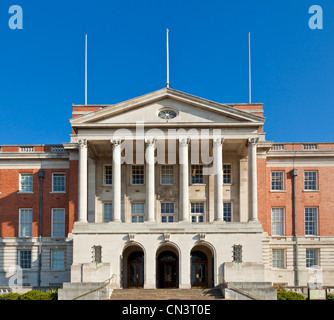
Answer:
xmin=59 ymin=87 xmax=272 ymax=297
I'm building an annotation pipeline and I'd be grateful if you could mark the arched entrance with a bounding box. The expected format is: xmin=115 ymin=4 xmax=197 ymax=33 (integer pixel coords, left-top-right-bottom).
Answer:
xmin=156 ymin=245 xmax=179 ymax=288
xmin=128 ymin=251 xmax=144 ymax=288
xmin=191 ymin=251 xmax=208 ymax=288
xmin=122 ymin=244 xmax=144 ymax=288
xmin=191 ymin=244 xmax=214 ymax=288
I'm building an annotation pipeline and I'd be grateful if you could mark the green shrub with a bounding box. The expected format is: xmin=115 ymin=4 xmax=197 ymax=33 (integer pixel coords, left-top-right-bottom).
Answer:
xmin=19 ymin=290 xmax=52 ymax=300
xmin=327 ymin=293 xmax=334 ymax=300
xmin=0 ymin=292 xmax=21 ymax=300
xmin=0 ymin=289 xmax=58 ymax=300
xmin=277 ymin=288 xmax=306 ymax=300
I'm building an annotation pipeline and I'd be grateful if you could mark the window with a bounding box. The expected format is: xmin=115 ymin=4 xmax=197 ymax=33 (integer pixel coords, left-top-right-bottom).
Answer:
xmin=52 ymin=209 xmax=65 ymax=237
xmin=52 ymin=250 xmax=65 ymax=270
xmin=52 ymin=173 xmax=66 ymax=192
xmin=272 ymin=249 xmax=285 ymax=269
xmin=161 ymin=165 xmax=174 ymax=185
xmin=131 ymin=202 xmax=144 ymax=223
xmin=271 ymin=208 xmax=285 ymax=236
xmin=132 ymin=166 xmax=144 ymax=185
xmin=306 ymin=249 xmax=319 ymax=267
xmin=19 ymin=250 xmax=31 ymax=269
xmin=104 ymin=165 xmax=112 ymax=185
xmin=103 ymin=203 xmax=112 ymax=223
xmin=19 ymin=173 xmax=33 ymax=192
xmin=158 ymin=109 xmax=177 ymax=120
xmin=191 ymin=165 xmax=203 ymax=184
xmin=92 ymin=245 xmax=102 ymax=263
xmin=223 ymin=164 xmax=232 ymax=184
xmin=19 ymin=209 xmax=32 ymax=237
xmin=191 ymin=202 xmax=204 ymax=223
xmin=305 ymin=207 xmax=318 ymax=235
xmin=232 ymin=245 xmax=242 ymax=263
xmin=161 ymin=202 xmax=174 ymax=223
xmin=304 ymin=171 xmax=318 ymax=191
xmin=223 ymin=202 xmax=232 ymax=222
xmin=271 ymin=171 xmax=284 ymax=191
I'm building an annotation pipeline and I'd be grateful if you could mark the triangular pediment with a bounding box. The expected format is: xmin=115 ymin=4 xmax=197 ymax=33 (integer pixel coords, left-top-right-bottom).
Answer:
xmin=70 ymin=88 xmax=265 ymax=129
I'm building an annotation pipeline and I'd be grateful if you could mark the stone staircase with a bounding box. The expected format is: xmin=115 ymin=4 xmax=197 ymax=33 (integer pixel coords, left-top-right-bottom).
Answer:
xmin=108 ymin=288 xmax=225 ymax=300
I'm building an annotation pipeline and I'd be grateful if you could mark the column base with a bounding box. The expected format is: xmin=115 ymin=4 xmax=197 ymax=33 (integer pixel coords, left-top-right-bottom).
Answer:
xmin=214 ymin=219 xmax=226 ymax=224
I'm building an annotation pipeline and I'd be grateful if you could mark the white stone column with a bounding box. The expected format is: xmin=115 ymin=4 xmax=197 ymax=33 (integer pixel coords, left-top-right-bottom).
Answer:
xmin=179 ymin=138 xmax=189 ymax=221
xmin=112 ymin=139 xmax=122 ymax=222
xmin=213 ymin=138 xmax=224 ymax=221
xmin=239 ymin=157 xmax=248 ymax=222
xmin=78 ymin=139 xmax=88 ymax=223
xmin=145 ymin=138 xmax=156 ymax=222
xmin=248 ymin=138 xmax=258 ymax=221
xmin=87 ymin=157 xmax=96 ymax=223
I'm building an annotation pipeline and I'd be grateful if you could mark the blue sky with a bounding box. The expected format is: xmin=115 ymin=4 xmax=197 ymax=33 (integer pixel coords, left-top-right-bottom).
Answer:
xmin=0 ymin=0 xmax=333 ymax=144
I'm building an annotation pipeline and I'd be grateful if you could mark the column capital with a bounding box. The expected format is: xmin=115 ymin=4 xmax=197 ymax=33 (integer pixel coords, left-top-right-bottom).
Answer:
xmin=179 ymin=137 xmax=190 ymax=147
xmin=78 ymin=139 xmax=87 ymax=148
xmin=110 ymin=138 xmax=122 ymax=146
xmin=145 ymin=137 xmax=156 ymax=146
xmin=248 ymin=137 xmax=259 ymax=146
xmin=213 ymin=137 xmax=224 ymax=146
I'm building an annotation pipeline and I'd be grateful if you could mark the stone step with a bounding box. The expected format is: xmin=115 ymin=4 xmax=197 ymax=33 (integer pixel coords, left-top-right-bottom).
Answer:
xmin=109 ymin=288 xmax=225 ymax=300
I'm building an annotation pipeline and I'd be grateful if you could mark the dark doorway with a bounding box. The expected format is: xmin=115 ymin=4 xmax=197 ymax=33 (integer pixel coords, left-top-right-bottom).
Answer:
xmin=191 ymin=250 xmax=208 ymax=288
xmin=127 ymin=251 xmax=144 ymax=288
xmin=157 ymin=251 xmax=178 ymax=288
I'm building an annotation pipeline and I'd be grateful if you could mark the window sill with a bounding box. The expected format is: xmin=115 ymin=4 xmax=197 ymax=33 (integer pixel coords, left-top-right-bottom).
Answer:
xmin=270 ymin=190 xmax=287 ymax=193
xmin=50 ymin=191 xmax=66 ymax=194
xmin=17 ymin=191 xmax=34 ymax=194
xmin=303 ymin=190 xmax=320 ymax=192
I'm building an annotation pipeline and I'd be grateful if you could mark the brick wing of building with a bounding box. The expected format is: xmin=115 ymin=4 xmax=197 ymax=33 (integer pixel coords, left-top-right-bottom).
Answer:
xmin=0 ymin=87 xmax=333 ymax=299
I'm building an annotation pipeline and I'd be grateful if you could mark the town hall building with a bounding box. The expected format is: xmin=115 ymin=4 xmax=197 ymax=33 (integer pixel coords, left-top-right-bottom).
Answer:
xmin=0 ymin=87 xmax=333 ymax=299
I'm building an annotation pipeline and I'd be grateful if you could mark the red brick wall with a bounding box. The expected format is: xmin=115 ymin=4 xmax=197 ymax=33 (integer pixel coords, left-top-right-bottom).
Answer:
xmin=259 ymin=165 xmax=334 ymax=236
xmin=0 ymin=168 xmax=70 ymax=237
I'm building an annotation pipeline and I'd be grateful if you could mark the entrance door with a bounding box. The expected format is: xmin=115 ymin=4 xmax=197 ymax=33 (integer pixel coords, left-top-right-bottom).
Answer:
xmin=128 ymin=251 xmax=144 ymax=288
xmin=191 ymin=251 xmax=208 ymax=288
xmin=157 ymin=251 xmax=178 ymax=288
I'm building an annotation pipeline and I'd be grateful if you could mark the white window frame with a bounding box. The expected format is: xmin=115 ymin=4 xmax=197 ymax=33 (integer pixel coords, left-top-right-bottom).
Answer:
xmin=131 ymin=202 xmax=145 ymax=223
xmin=272 ymin=249 xmax=286 ymax=269
xmin=160 ymin=165 xmax=174 ymax=185
xmin=19 ymin=173 xmax=33 ymax=193
xmin=190 ymin=202 xmax=205 ymax=223
xmin=306 ymin=248 xmax=319 ymax=268
xmin=51 ymin=250 xmax=65 ymax=270
xmin=271 ymin=207 xmax=285 ymax=236
xmin=271 ymin=171 xmax=285 ymax=191
xmin=51 ymin=208 xmax=65 ymax=237
xmin=103 ymin=202 xmax=112 ymax=223
xmin=160 ymin=202 xmax=175 ymax=223
xmin=52 ymin=172 xmax=66 ymax=193
xmin=223 ymin=164 xmax=232 ymax=185
xmin=131 ymin=165 xmax=145 ymax=185
xmin=304 ymin=171 xmax=318 ymax=191
xmin=18 ymin=250 xmax=32 ymax=269
xmin=19 ymin=208 xmax=32 ymax=237
xmin=103 ymin=164 xmax=112 ymax=186
xmin=223 ymin=202 xmax=232 ymax=222
xmin=305 ymin=207 xmax=318 ymax=236
xmin=190 ymin=165 xmax=204 ymax=184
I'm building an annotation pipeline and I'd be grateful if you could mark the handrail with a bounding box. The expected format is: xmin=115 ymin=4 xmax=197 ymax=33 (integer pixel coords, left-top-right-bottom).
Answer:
xmin=218 ymin=274 xmax=262 ymax=300
xmin=72 ymin=274 xmax=116 ymax=300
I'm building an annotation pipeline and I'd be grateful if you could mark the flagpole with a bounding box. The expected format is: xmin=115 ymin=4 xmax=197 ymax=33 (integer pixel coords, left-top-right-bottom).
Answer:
xmin=85 ymin=34 xmax=88 ymax=105
xmin=248 ymin=32 xmax=251 ymax=104
xmin=166 ymin=29 xmax=170 ymax=88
